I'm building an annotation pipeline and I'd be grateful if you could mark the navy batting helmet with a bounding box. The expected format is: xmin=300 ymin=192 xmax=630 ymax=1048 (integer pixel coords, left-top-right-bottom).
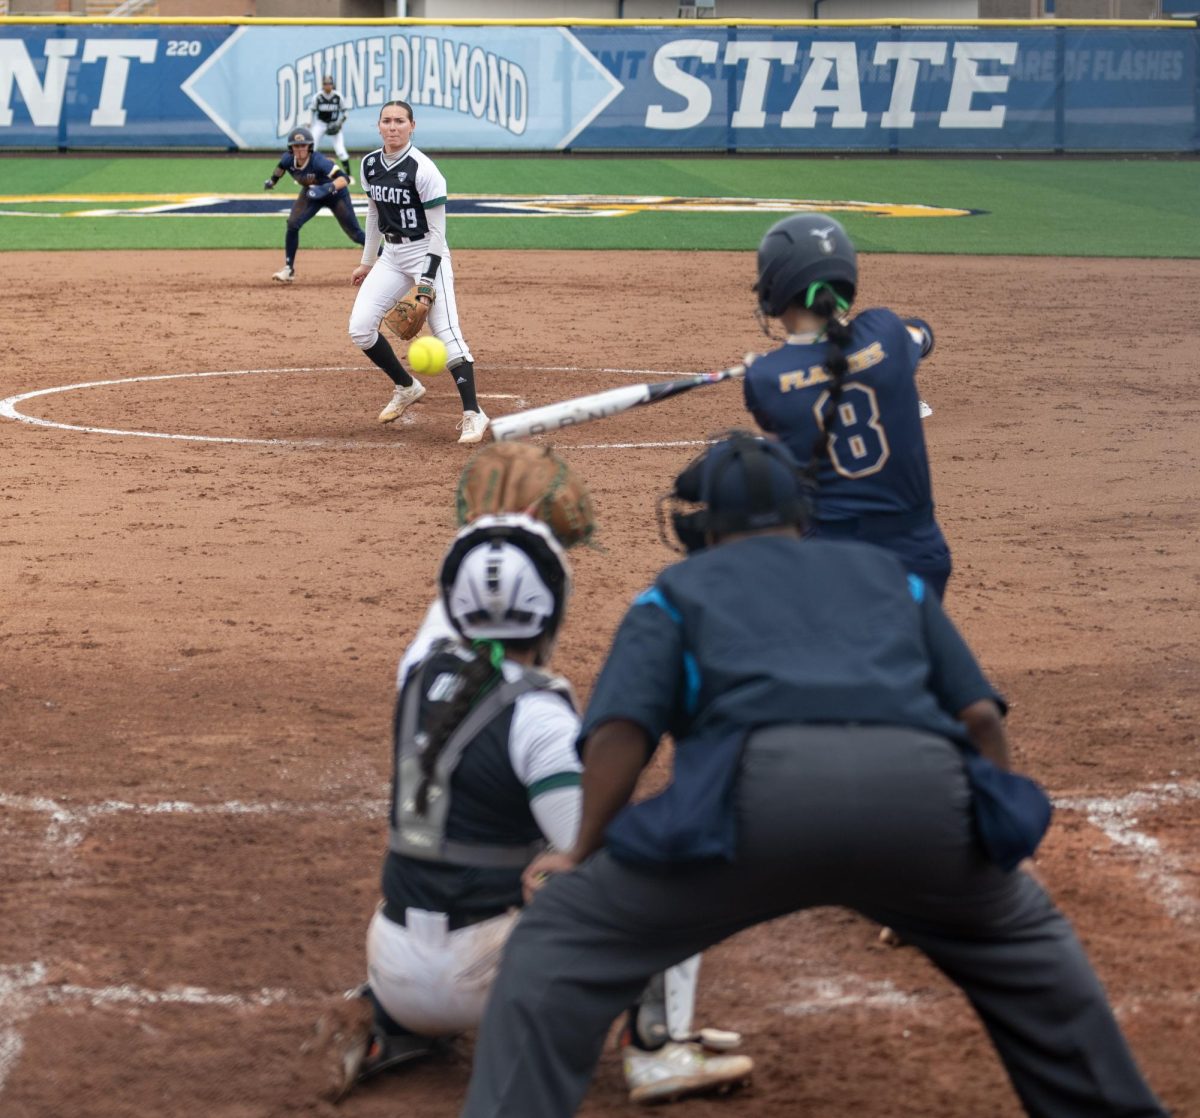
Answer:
xmin=668 ymin=431 xmax=813 ymax=554
xmin=753 ymin=214 xmax=857 ymax=318
xmin=287 ymin=126 xmax=314 ymax=147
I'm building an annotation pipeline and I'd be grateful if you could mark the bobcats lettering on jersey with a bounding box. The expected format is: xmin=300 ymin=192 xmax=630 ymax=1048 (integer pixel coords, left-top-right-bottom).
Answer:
xmin=311 ymin=89 xmax=346 ymax=124
xmin=368 ymin=184 xmax=416 ymax=207
xmin=360 ymin=144 xmax=446 ymax=241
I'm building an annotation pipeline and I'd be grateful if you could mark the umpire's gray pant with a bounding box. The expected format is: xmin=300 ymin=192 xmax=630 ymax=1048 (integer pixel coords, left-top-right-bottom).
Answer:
xmin=460 ymin=726 xmax=1166 ymax=1118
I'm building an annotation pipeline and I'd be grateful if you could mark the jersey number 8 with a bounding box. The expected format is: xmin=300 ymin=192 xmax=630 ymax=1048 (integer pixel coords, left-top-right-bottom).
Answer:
xmin=813 ymin=383 xmax=891 ymax=478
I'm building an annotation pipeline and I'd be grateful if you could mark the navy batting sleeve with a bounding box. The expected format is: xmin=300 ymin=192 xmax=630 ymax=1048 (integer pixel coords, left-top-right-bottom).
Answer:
xmin=743 ymin=374 xmax=776 ymax=434
xmin=901 ymin=316 xmax=935 ymax=359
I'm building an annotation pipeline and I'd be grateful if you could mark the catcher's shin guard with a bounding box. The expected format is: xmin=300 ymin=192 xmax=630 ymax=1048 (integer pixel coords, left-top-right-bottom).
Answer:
xmin=629 ymin=954 xmax=703 ymax=1049
xmin=629 ymin=971 xmax=669 ymax=1050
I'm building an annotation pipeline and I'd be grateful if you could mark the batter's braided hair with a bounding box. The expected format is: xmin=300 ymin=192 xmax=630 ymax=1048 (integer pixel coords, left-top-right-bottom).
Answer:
xmin=803 ymin=284 xmax=854 ymax=489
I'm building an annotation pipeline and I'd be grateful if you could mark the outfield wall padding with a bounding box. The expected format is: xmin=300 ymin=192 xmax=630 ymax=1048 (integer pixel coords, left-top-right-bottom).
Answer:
xmin=0 ymin=20 xmax=1196 ymax=152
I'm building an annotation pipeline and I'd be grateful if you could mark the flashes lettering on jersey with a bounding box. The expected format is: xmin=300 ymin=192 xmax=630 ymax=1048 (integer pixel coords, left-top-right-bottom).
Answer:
xmin=778 ymin=340 xmax=888 ymax=393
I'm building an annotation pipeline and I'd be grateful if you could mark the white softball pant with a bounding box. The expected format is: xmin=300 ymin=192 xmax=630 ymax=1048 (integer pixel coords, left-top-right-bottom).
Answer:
xmin=348 ymin=242 xmax=474 ymax=369
xmin=310 ymin=118 xmax=350 ymax=165
xmin=366 ymin=905 xmax=518 ymax=1038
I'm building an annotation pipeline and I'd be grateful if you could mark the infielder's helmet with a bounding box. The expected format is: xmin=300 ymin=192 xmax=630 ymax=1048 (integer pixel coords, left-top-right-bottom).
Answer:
xmin=668 ymin=431 xmax=813 ymax=553
xmin=440 ymin=514 xmax=571 ymax=642
xmin=287 ymin=126 xmax=314 ymax=148
xmin=753 ymin=214 xmax=857 ymax=317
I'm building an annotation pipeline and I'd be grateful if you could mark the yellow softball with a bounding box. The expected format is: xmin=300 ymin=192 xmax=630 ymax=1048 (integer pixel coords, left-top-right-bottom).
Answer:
xmin=407 ymin=335 xmax=448 ymax=376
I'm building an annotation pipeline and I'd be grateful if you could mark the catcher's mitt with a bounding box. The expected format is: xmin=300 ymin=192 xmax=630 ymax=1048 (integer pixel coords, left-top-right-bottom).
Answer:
xmin=383 ymin=283 xmax=435 ymax=342
xmin=456 ymin=442 xmax=595 ymax=549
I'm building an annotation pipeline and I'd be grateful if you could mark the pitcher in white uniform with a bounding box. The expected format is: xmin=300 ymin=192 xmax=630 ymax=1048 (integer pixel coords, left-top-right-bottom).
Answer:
xmin=348 ymin=100 xmax=489 ymax=445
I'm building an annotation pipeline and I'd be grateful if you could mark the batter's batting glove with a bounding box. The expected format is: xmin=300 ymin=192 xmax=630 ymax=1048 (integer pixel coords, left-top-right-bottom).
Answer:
xmin=307 ymin=182 xmax=336 ymax=201
xmin=263 ymin=178 xmax=275 ymax=191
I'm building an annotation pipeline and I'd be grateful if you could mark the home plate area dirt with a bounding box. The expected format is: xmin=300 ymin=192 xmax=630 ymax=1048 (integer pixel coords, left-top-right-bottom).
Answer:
xmin=1 ymin=249 xmax=1197 ymax=1117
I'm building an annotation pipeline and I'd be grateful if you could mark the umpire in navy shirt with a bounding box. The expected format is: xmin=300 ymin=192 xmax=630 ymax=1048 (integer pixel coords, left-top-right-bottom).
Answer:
xmin=459 ymin=433 xmax=1165 ymax=1118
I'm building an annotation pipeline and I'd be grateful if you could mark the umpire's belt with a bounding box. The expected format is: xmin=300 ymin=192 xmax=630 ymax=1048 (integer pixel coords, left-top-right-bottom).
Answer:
xmin=815 ymin=502 xmax=934 ymax=542
xmin=383 ymin=899 xmax=506 ymax=932
xmin=384 ymin=232 xmax=423 ymax=244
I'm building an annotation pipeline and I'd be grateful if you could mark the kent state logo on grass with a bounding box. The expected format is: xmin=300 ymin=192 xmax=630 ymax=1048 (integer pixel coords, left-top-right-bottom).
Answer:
xmin=0 ymin=195 xmax=978 ymax=219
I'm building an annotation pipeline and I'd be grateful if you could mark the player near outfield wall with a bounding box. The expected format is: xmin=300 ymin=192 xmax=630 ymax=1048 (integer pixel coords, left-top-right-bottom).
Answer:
xmin=307 ymin=75 xmax=353 ymax=183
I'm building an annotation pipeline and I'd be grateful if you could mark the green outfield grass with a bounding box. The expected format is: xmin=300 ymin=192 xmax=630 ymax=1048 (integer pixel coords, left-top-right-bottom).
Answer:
xmin=2 ymin=154 xmax=1198 ymax=257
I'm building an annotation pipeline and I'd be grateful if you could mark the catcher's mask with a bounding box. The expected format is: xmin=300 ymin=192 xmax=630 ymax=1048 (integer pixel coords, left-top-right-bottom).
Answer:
xmin=661 ymin=431 xmax=813 ymax=555
xmin=753 ymin=214 xmax=857 ymax=318
xmin=287 ymin=126 xmax=314 ymax=148
xmin=439 ymin=514 xmax=572 ymax=643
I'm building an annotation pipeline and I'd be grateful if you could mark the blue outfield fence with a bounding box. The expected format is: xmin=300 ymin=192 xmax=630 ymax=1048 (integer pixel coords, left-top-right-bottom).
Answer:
xmin=0 ymin=20 xmax=1196 ymax=153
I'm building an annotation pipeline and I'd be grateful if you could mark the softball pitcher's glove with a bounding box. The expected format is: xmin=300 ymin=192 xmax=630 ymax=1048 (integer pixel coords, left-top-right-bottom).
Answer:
xmin=383 ymin=282 xmax=435 ymax=342
xmin=456 ymin=442 xmax=596 ymax=549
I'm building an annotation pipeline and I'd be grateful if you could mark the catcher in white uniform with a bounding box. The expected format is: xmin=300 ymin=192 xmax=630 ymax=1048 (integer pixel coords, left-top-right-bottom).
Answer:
xmin=308 ymin=509 xmax=752 ymax=1106
xmin=348 ymin=100 xmax=488 ymax=445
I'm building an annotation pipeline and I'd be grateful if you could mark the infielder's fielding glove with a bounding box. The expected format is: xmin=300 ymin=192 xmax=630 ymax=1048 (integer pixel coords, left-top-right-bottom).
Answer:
xmin=383 ymin=282 xmax=435 ymax=342
xmin=326 ymin=120 xmax=343 ymax=136
xmin=456 ymin=442 xmax=596 ymax=549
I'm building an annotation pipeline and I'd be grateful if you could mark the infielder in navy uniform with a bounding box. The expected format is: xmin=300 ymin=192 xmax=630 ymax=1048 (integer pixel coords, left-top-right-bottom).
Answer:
xmin=458 ymin=434 xmax=1166 ymax=1118
xmin=307 ymin=75 xmax=353 ymax=182
xmin=743 ymin=215 xmax=952 ymax=597
xmin=349 ymin=100 xmax=488 ymax=444
xmin=263 ymin=125 xmax=364 ymax=284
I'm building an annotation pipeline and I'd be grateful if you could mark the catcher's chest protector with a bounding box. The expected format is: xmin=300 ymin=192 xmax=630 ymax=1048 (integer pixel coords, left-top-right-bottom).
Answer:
xmin=391 ymin=649 xmax=574 ymax=868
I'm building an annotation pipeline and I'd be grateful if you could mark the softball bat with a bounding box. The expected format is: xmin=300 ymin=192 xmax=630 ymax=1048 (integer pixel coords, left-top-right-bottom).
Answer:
xmin=490 ymin=364 xmax=748 ymax=442
xmin=490 ymin=362 xmax=932 ymax=441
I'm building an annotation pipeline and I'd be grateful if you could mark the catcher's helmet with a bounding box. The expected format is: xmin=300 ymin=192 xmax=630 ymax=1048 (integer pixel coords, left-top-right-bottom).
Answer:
xmin=287 ymin=126 xmax=314 ymax=147
xmin=668 ymin=431 xmax=813 ymax=554
xmin=753 ymin=214 xmax=857 ymax=318
xmin=440 ymin=514 xmax=571 ymax=642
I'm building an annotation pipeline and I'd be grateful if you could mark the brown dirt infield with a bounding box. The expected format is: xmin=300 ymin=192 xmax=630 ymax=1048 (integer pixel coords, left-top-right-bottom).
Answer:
xmin=1 ymin=248 xmax=1198 ymax=1118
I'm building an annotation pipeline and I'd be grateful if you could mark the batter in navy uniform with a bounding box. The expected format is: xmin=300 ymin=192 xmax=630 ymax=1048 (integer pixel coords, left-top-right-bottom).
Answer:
xmin=743 ymin=214 xmax=951 ymax=597
xmin=262 ymin=125 xmax=364 ymax=284
xmin=349 ymin=100 xmax=488 ymax=444
xmin=458 ymin=434 xmax=1166 ymax=1118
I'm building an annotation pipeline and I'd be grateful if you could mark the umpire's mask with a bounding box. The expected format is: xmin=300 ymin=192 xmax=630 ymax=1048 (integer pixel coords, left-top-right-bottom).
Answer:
xmin=661 ymin=431 xmax=813 ymax=554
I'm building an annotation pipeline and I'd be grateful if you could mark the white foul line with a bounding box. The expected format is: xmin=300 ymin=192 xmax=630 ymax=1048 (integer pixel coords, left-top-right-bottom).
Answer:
xmin=1055 ymin=781 xmax=1200 ymax=924
xmin=0 ymin=364 xmax=693 ymax=449
xmin=1 ymin=781 xmax=1196 ymax=1093
xmin=0 ymin=791 xmax=378 ymax=848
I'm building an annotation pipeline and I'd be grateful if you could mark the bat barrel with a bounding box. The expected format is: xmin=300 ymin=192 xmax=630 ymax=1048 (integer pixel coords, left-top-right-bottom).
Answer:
xmin=491 ymin=384 xmax=650 ymax=441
